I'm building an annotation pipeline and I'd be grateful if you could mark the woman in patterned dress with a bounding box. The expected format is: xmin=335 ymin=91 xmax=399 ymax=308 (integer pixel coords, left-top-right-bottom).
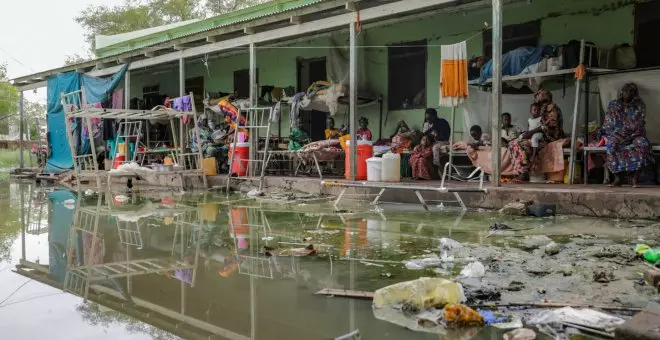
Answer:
xmin=598 ymin=83 xmax=651 ymax=187
xmin=508 ymin=89 xmax=565 ymax=183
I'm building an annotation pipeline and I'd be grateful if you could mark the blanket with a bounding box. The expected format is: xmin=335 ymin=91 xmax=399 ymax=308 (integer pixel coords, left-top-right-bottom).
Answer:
xmin=466 ymin=146 xmax=517 ymax=176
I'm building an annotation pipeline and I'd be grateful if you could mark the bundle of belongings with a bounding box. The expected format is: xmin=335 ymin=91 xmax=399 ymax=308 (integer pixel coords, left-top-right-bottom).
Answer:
xmin=296 ymin=139 xmax=343 ymax=162
xmin=205 ymin=95 xmax=250 ymax=143
xmin=289 ymin=81 xmax=346 ymax=131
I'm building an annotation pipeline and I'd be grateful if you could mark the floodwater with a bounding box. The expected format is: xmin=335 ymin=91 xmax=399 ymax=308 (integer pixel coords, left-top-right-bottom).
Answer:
xmin=0 ymin=181 xmax=657 ymax=340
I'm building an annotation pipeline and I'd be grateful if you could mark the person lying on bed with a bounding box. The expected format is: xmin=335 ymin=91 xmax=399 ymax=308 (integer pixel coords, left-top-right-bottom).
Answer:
xmin=325 ymin=117 xmax=342 ymax=140
xmin=410 ymin=135 xmax=435 ymax=180
xmin=389 ymin=120 xmax=414 ymax=153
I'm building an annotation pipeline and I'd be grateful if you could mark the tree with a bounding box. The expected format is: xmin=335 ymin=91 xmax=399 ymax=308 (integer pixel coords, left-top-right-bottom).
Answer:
xmin=0 ymin=62 xmax=19 ymax=135
xmin=21 ymin=101 xmax=46 ymax=140
xmin=75 ymin=0 xmax=205 ymax=52
xmin=64 ymin=53 xmax=89 ymax=66
xmin=204 ymin=0 xmax=269 ymax=14
xmin=75 ymin=0 xmax=272 ymax=53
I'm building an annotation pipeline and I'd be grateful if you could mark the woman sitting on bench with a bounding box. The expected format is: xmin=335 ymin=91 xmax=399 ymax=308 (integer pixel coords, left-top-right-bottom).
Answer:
xmin=598 ymin=83 xmax=651 ymax=187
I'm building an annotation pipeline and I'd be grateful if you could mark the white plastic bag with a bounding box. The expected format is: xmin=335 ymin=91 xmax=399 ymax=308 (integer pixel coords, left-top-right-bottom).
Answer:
xmin=459 ymin=261 xmax=486 ymax=278
xmin=528 ymin=307 xmax=625 ymax=332
xmin=440 ymin=237 xmax=462 ymax=250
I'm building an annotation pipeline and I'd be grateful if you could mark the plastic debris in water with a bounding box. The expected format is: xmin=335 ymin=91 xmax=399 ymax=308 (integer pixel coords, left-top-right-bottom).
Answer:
xmin=439 ymin=238 xmax=462 ymax=251
xmin=443 ymin=304 xmax=484 ymax=327
xmin=460 ymin=261 xmax=486 ymax=278
xmin=247 ymin=189 xmax=264 ymax=197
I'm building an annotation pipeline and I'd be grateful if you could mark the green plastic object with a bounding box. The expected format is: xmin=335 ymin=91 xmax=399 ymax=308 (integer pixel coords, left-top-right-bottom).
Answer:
xmin=643 ymin=249 xmax=660 ymax=264
xmin=635 ymin=244 xmax=651 ymax=255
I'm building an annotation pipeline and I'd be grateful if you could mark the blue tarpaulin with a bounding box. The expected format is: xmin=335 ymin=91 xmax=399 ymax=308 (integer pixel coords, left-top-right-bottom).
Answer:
xmin=478 ymin=45 xmax=556 ymax=84
xmin=45 ymin=65 xmax=128 ymax=173
xmin=47 ymin=189 xmax=76 ymax=284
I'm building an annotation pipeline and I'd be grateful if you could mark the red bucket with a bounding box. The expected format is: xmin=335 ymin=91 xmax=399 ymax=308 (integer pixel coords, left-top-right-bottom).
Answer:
xmin=344 ymin=141 xmax=373 ymax=180
xmin=229 ymin=142 xmax=250 ymax=176
xmin=112 ymin=153 xmax=126 ymax=169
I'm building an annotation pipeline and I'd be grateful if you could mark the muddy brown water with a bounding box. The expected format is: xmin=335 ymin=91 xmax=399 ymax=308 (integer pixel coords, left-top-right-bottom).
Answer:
xmin=0 ymin=181 xmax=657 ymax=339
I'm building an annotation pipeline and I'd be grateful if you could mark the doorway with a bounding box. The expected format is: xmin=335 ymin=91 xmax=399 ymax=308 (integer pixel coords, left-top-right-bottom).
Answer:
xmin=635 ymin=0 xmax=660 ymax=67
xmin=185 ymin=76 xmax=204 ymax=111
xmin=297 ymin=57 xmax=327 ymax=141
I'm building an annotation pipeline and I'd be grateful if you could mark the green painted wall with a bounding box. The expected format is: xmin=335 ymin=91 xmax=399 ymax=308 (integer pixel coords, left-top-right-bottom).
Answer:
xmin=128 ymin=0 xmax=635 ymax=140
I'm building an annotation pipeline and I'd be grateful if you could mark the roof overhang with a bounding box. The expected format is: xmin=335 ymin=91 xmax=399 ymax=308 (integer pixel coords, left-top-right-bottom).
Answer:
xmin=11 ymin=0 xmax=522 ymax=91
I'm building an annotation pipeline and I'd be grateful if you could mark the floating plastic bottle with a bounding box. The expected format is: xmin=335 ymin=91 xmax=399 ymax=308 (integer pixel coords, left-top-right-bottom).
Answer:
xmin=643 ymin=249 xmax=660 ymax=264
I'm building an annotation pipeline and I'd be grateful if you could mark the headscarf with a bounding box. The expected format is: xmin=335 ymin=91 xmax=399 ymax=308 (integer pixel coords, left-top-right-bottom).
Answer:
xmin=535 ymin=89 xmax=565 ymax=142
xmin=617 ymin=83 xmax=641 ymax=104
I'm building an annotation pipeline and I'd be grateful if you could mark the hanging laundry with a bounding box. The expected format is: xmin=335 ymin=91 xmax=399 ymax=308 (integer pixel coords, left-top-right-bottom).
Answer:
xmin=290 ymin=92 xmax=306 ymax=129
xmin=173 ymin=95 xmax=192 ymax=112
xmin=440 ymin=41 xmax=469 ymax=107
xmin=112 ymin=88 xmax=124 ymax=109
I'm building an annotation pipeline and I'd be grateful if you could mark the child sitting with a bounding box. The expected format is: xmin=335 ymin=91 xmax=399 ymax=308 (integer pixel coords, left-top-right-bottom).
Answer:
xmin=325 ymin=117 xmax=342 ymax=140
xmin=519 ymin=103 xmax=544 ymax=166
xmin=467 ymin=125 xmax=491 ymax=150
xmin=409 ymin=135 xmax=435 ymax=180
xmin=357 ymin=116 xmax=373 ymax=141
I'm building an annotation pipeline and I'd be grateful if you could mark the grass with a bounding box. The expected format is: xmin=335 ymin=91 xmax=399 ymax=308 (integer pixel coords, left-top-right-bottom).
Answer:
xmin=0 ymin=149 xmax=36 ymax=170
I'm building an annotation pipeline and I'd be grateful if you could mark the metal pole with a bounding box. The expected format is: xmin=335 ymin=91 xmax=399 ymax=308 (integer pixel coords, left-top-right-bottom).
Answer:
xmin=568 ymin=40 xmax=585 ymax=185
xmin=179 ymin=58 xmax=185 ymax=162
xmin=20 ymin=184 xmax=26 ymax=260
xmin=583 ymin=73 xmax=590 ymax=184
xmin=124 ymin=69 xmax=131 ymax=109
xmin=19 ymin=91 xmax=24 ymax=169
xmin=249 ymin=43 xmax=257 ymax=107
xmin=490 ymin=0 xmax=503 ymax=186
xmin=26 ymin=117 xmax=33 ymax=168
xmin=349 ymin=21 xmax=358 ymax=181
xmin=448 ymin=106 xmax=456 ymax=179
xmin=249 ymin=43 xmax=257 ymax=178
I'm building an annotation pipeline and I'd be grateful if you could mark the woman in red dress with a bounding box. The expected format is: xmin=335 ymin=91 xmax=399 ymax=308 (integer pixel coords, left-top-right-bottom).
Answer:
xmin=409 ymin=135 xmax=435 ymax=180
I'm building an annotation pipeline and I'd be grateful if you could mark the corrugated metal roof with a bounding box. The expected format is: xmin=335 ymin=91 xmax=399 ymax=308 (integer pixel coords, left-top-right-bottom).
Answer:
xmin=96 ymin=0 xmax=330 ymax=58
xmin=95 ymin=19 xmax=200 ymax=50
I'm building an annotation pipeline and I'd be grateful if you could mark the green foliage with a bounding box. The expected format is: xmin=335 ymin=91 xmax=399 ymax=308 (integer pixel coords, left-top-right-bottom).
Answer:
xmin=0 ymin=63 xmax=19 ymax=134
xmin=64 ymin=53 xmax=89 ymax=66
xmin=0 ymin=182 xmax=27 ymax=262
xmin=75 ymin=0 xmax=204 ymax=52
xmin=205 ymin=0 xmax=269 ymax=14
xmin=75 ymin=0 xmax=272 ymax=53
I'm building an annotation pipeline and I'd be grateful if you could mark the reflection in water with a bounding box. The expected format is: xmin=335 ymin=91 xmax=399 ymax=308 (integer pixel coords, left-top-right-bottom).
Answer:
xmin=15 ymin=187 xmax=544 ymax=340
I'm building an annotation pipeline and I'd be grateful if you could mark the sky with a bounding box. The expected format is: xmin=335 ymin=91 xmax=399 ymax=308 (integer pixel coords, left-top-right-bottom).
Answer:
xmin=0 ymin=0 xmax=124 ymax=103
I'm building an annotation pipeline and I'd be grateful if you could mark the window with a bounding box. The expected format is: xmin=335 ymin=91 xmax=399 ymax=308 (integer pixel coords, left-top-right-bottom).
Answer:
xmin=635 ymin=0 xmax=660 ymax=67
xmin=142 ymin=85 xmax=159 ymax=95
xmin=388 ymin=40 xmax=427 ymax=110
xmin=483 ymin=21 xmax=540 ymax=57
xmin=142 ymin=85 xmax=161 ymax=110
xmin=233 ymin=69 xmax=259 ymax=99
